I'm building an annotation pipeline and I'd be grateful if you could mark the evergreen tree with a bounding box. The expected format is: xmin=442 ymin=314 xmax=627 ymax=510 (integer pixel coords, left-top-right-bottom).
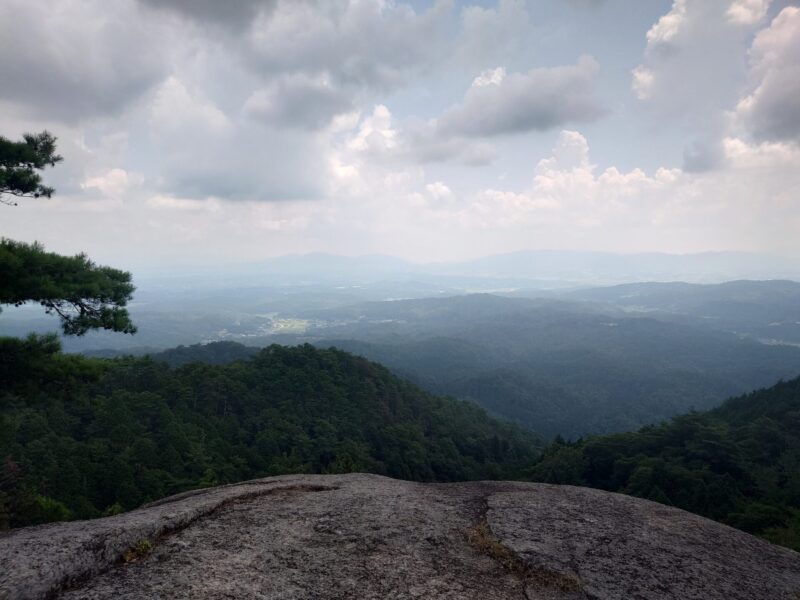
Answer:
xmin=0 ymin=240 xmax=137 ymax=335
xmin=0 ymin=131 xmax=62 ymax=206
xmin=0 ymin=131 xmax=136 ymax=335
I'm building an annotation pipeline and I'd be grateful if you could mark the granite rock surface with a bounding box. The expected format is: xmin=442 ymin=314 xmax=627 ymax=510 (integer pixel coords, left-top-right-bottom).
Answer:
xmin=1 ymin=474 xmax=799 ymax=600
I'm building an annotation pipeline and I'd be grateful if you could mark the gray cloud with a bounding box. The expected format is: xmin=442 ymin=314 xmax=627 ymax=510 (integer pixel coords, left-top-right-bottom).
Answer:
xmin=246 ymin=0 xmax=453 ymax=90
xmin=155 ymin=125 xmax=326 ymax=201
xmin=682 ymin=140 xmax=725 ymax=173
xmin=739 ymin=72 xmax=800 ymax=142
xmin=0 ymin=0 xmax=167 ymax=122
xmin=402 ymin=122 xmax=498 ymax=166
xmin=631 ymin=0 xmax=765 ymax=129
xmin=437 ymin=57 xmax=605 ymax=138
xmin=735 ymin=7 xmax=800 ymax=143
xmin=565 ymin=0 xmax=608 ymax=8
xmin=243 ymin=75 xmax=353 ymax=130
xmin=137 ymin=0 xmax=276 ymax=29
xmin=143 ymin=77 xmax=325 ymax=201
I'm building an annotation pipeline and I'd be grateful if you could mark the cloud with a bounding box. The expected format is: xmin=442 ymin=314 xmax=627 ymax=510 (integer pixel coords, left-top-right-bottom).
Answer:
xmin=682 ymin=140 xmax=725 ymax=173
xmin=631 ymin=66 xmax=655 ymax=101
xmin=727 ymin=0 xmax=772 ymax=25
xmin=0 ymin=0 xmax=167 ymax=122
xmin=151 ymin=77 xmax=230 ymax=134
xmin=457 ymin=0 xmax=529 ymax=66
xmin=325 ymin=54 xmax=606 ymax=169
xmin=403 ymin=125 xmax=498 ymax=165
xmin=632 ymin=0 xmax=778 ymax=170
xmin=432 ymin=129 xmax=800 ymax=257
xmin=243 ymin=74 xmax=353 ymax=130
xmin=631 ymin=0 xmax=769 ymax=119
xmin=645 ymin=0 xmax=689 ymax=50
xmin=333 ymin=105 xmax=496 ymax=168
xmin=734 ymin=7 xmax=800 ymax=143
xmin=247 ymin=0 xmax=453 ymax=90
xmin=81 ymin=168 xmax=144 ymax=200
xmin=472 ymin=67 xmax=507 ymax=88
xmin=144 ymin=78 xmax=324 ymax=201
xmin=437 ymin=57 xmax=605 ymax=138
xmin=137 ymin=0 xmax=275 ymax=29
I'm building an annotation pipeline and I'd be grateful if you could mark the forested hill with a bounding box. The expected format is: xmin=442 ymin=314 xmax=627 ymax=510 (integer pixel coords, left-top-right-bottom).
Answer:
xmin=529 ymin=376 xmax=800 ymax=550
xmin=0 ymin=336 xmax=538 ymax=528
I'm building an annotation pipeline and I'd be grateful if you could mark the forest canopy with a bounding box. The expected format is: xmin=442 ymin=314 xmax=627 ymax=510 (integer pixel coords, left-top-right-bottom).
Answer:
xmin=0 ymin=340 xmax=539 ymax=528
xmin=528 ymin=377 xmax=800 ymax=551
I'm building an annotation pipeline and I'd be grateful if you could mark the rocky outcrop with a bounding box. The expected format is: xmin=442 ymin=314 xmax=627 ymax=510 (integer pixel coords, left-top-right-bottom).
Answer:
xmin=1 ymin=474 xmax=799 ymax=599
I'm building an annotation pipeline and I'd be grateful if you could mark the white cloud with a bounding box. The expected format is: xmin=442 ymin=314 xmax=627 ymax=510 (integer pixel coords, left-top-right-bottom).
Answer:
xmin=345 ymin=105 xmax=399 ymax=155
xmin=425 ymin=181 xmax=454 ymax=204
xmin=727 ymin=0 xmax=772 ymax=25
xmin=146 ymin=194 xmax=222 ymax=212
xmin=631 ymin=66 xmax=655 ymax=101
xmin=335 ymin=104 xmax=496 ymax=168
xmin=431 ymin=129 xmax=800 ymax=256
xmin=645 ymin=0 xmax=688 ymax=48
xmin=472 ymin=67 xmax=506 ymax=88
xmin=81 ymin=169 xmax=143 ymax=199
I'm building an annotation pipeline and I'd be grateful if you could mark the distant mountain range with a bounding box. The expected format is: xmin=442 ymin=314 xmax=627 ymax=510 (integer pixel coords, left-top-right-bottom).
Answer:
xmin=86 ymin=281 xmax=800 ymax=440
xmin=130 ymin=249 xmax=800 ymax=288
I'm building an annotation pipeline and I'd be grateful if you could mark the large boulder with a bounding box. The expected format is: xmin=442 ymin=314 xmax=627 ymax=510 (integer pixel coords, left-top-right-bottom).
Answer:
xmin=1 ymin=474 xmax=799 ymax=599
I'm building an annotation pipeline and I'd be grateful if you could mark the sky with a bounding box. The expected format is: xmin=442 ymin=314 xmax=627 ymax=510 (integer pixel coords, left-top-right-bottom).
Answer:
xmin=1 ymin=0 xmax=799 ymax=269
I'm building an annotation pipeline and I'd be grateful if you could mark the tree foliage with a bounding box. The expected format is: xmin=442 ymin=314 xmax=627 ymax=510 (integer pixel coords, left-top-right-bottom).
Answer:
xmin=528 ymin=377 xmax=800 ymax=551
xmin=0 ymin=339 xmax=538 ymax=528
xmin=0 ymin=131 xmax=62 ymax=206
xmin=0 ymin=239 xmax=137 ymax=335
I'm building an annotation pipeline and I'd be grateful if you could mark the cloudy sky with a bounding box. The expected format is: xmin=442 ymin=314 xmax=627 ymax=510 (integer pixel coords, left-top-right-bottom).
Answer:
xmin=1 ymin=0 xmax=799 ymax=268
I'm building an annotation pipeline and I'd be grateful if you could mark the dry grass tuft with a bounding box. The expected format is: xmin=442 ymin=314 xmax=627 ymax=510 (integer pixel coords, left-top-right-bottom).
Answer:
xmin=122 ymin=539 xmax=153 ymax=563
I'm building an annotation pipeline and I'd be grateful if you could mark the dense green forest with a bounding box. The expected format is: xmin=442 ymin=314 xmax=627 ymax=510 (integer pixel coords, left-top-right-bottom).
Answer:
xmin=3 ymin=334 xmax=800 ymax=554
xmin=0 ymin=336 xmax=538 ymax=528
xmin=528 ymin=376 xmax=800 ymax=550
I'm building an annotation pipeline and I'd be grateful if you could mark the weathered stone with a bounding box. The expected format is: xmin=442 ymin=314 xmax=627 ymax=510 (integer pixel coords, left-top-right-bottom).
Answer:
xmin=1 ymin=474 xmax=798 ymax=600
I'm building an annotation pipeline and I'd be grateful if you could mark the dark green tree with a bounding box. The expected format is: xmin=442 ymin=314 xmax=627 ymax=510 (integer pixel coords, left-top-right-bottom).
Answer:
xmin=0 ymin=239 xmax=137 ymax=335
xmin=0 ymin=131 xmax=62 ymax=206
xmin=0 ymin=131 xmax=136 ymax=335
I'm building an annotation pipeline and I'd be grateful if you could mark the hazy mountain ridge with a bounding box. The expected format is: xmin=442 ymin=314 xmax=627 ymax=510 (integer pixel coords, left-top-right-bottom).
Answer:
xmin=558 ymin=279 xmax=800 ymax=344
xmin=37 ymin=280 xmax=800 ymax=440
xmin=291 ymin=292 xmax=800 ymax=438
